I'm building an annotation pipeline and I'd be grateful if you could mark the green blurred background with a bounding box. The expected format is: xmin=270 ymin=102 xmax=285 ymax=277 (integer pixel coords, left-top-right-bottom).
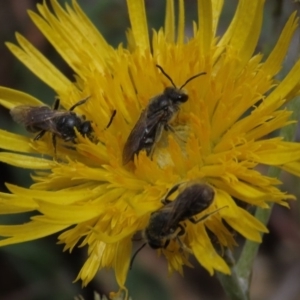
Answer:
xmin=0 ymin=1 xmax=300 ymax=299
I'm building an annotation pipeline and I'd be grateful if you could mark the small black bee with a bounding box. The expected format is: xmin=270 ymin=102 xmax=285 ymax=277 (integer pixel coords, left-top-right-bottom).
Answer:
xmin=130 ymin=182 xmax=225 ymax=268
xmin=10 ymin=97 xmax=93 ymax=152
xmin=122 ymin=65 xmax=206 ymax=164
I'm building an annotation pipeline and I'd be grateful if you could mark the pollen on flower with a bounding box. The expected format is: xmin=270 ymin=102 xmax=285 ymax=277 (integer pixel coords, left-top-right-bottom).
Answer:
xmin=0 ymin=0 xmax=300 ymax=299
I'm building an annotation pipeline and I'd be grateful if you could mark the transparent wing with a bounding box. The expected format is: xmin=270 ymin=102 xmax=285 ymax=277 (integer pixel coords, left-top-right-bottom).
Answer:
xmin=166 ymin=184 xmax=214 ymax=229
xmin=122 ymin=108 xmax=165 ymax=164
xmin=162 ymin=185 xmax=196 ymax=231
xmin=10 ymin=105 xmax=66 ymax=132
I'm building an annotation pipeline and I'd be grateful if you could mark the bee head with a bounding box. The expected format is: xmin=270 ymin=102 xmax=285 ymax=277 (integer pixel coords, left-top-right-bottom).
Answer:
xmin=164 ymin=87 xmax=188 ymax=103
xmin=156 ymin=64 xmax=206 ymax=103
xmin=80 ymin=120 xmax=93 ymax=136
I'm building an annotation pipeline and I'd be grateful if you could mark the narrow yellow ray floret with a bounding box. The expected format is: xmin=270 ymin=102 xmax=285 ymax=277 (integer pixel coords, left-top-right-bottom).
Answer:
xmin=0 ymin=0 xmax=300 ymax=298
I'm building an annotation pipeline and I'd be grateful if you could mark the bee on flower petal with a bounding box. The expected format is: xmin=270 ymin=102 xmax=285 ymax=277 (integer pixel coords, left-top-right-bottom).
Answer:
xmin=122 ymin=65 xmax=206 ymax=164
xmin=10 ymin=97 xmax=93 ymax=153
xmin=130 ymin=181 xmax=226 ymax=268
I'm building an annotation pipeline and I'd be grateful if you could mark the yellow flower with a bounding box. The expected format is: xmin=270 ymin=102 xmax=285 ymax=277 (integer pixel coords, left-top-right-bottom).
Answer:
xmin=0 ymin=0 xmax=300 ymax=298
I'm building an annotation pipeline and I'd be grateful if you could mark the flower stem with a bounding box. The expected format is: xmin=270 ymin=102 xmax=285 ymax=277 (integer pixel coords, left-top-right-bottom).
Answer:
xmin=217 ymin=249 xmax=249 ymax=300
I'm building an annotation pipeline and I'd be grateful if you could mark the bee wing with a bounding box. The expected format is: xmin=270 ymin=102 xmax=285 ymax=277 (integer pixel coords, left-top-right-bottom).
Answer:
xmin=165 ymin=197 xmax=186 ymax=228
xmin=165 ymin=184 xmax=214 ymax=230
xmin=10 ymin=105 xmax=66 ymax=132
xmin=122 ymin=109 xmax=165 ymax=164
xmin=155 ymin=201 xmax=185 ymax=236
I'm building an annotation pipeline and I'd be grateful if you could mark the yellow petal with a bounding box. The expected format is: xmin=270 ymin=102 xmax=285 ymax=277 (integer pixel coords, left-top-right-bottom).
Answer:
xmin=0 ymin=200 xmax=34 ymax=214
xmin=191 ymin=225 xmax=230 ymax=274
xmin=216 ymin=0 xmax=265 ymax=60
xmin=211 ymin=0 xmax=223 ymax=36
xmin=265 ymin=58 xmax=300 ymax=109
xmin=33 ymin=0 xmax=111 ymax=74
xmin=72 ymin=0 xmax=112 ymax=56
xmin=6 ymin=34 xmax=72 ymax=94
xmin=126 ymin=0 xmax=149 ymax=50
xmin=177 ymin=0 xmax=185 ymax=44
xmin=0 ymin=130 xmax=35 ymax=153
xmin=234 ymin=1 xmax=264 ymax=73
xmin=0 ymin=87 xmax=42 ymax=108
xmin=256 ymin=142 xmax=300 ymax=165
xmin=164 ymin=0 xmax=175 ymax=43
xmin=114 ymin=238 xmax=132 ymax=292
xmin=0 ymin=152 xmax=53 ymax=169
xmin=261 ymin=12 xmax=298 ymax=77
xmin=198 ymin=0 xmax=213 ymax=55
xmin=212 ymin=179 xmax=271 ymax=207
xmin=6 ymin=183 xmax=95 ymax=205
xmin=226 ymin=207 xmax=268 ymax=242
xmin=0 ymin=221 xmax=67 ymax=246
xmin=74 ymin=240 xmax=104 ymax=285
xmin=0 ymin=192 xmax=37 ymax=211
xmin=217 ymin=190 xmax=268 ymax=242
xmin=281 ymin=161 xmax=300 ymax=177
xmin=33 ymin=201 xmax=105 ymax=224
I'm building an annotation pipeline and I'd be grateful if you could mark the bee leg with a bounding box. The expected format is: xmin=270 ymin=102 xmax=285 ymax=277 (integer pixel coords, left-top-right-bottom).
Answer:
xmin=177 ymin=223 xmax=186 ymax=236
xmin=189 ymin=206 xmax=228 ymax=224
xmin=52 ymin=134 xmax=57 ymax=156
xmin=176 ymin=236 xmax=192 ymax=254
xmin=63 ymin=136 xmax=74 ymax=143
xmin=162 ymin=199 xmax=172 ymax=205
xmin=176 ymin=224 xmax=193 ymax=253
xmin=105 ymin=109 xmax=117 ymax=129
xmin=129 ymin=242 xmax=147 ymax=270
xmin=53 ymin=97 xmax=60 ymax=110
xmin=164 ymin=123 xmax=173 ymax=132
xmin=148 ymin=124 xmax=164 ymax=160
xmin=163 ymin=239 xmax=170 ymax=249
xmin=34 ymin=130 xmax=46 ymax=141
xmin=161 ymin=183 xmax=182 ymax=205
xmin=69 ymin=96 xmax=90 ymax=111
xmin=164 ymin=124 xmax=186 ymax=143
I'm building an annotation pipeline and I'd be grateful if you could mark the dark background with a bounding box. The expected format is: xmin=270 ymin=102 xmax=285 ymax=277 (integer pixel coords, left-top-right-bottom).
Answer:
xmin=0 ymin=1 xmax=300 ymax=299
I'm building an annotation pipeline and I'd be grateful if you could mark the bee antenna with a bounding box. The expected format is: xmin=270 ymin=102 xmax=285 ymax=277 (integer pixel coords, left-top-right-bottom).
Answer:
xmin=130 ymin=243 xmax=147 ymax=270
xmin=69 ymin=96 xmax=91 ymax=111
xmin=179 ymin=72 xmax=206 ymax=90
xmin=156 ymin=65 xmax=176 ymax=88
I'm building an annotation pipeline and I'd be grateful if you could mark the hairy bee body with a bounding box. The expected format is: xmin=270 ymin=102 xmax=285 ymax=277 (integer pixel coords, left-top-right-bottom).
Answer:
xmin=10 ymin=97 xmax=93 ymax=151
xmin=122 ymin=65 xmax=206 ymax=164
xmin=130 ymin=182 xmax=220 ymax=269
xmin=144 ymin=182 xmax=215 ymax=249
xmin=122 ymin=88 xmax=186 ymax=164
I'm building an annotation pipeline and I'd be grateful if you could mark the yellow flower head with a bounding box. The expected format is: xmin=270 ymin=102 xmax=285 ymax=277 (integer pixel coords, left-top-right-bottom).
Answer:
xmin=1 ymin=0 xmax=300 ymax=298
